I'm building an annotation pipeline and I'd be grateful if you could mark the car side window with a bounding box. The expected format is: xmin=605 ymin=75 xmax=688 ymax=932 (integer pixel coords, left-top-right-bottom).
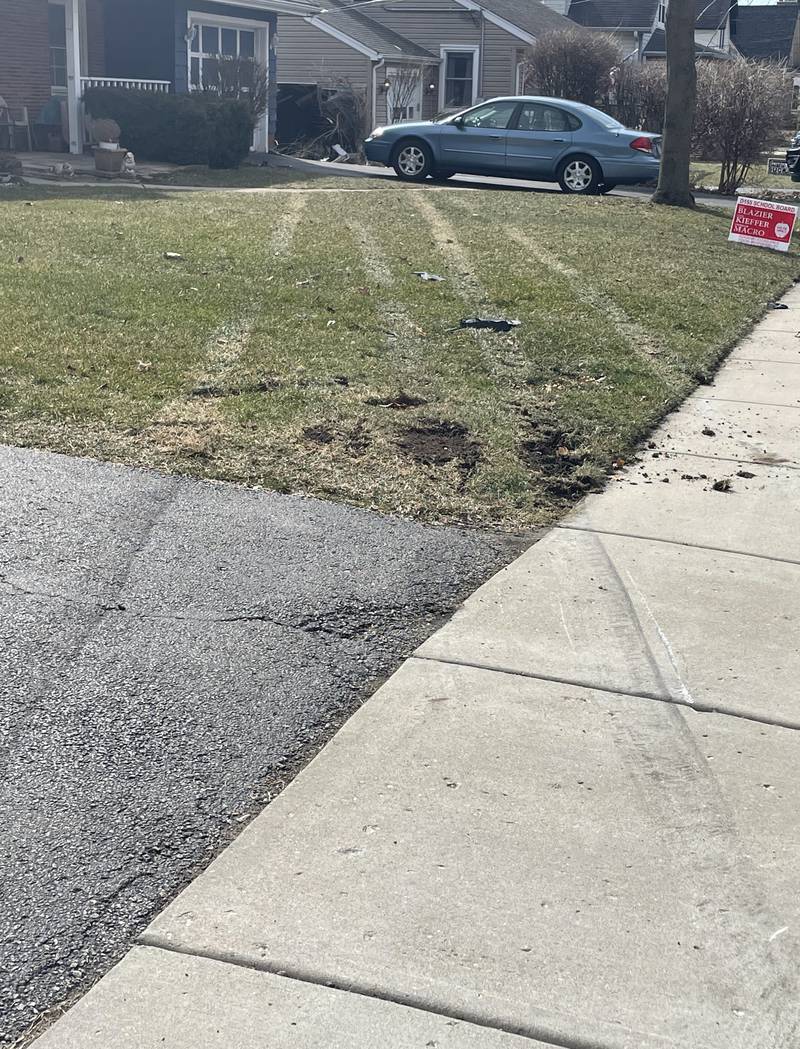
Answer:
xmin=460 ymin=101 xmax=519 ymax=130
xmin=516 ymin=104 xmax=579 ymax=133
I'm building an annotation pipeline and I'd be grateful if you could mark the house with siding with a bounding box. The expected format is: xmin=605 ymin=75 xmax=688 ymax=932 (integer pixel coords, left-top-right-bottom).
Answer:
xmin=275 ymin=0 xmax=575 ymax=138
xmin=0 ymin=0 xmax=319 ymax=155
xmin=547 ymin=0 xmax=735 ymax=61
xmin=731 ymin=2 xmax=800 ymax=67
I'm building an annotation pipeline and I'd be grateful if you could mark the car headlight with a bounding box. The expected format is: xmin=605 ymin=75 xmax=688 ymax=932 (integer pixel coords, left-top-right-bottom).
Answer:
xmin=367 ymin=127 xmax=385 ymax=140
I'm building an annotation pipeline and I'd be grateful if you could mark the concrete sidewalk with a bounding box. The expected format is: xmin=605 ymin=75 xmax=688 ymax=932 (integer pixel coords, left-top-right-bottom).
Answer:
xmin=30 ymin=291 xmax=800 ymax=1049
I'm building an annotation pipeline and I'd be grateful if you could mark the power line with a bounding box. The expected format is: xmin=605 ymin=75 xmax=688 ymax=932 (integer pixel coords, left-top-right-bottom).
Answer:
xmin=319 ymin=0 xmax=795 ymax=57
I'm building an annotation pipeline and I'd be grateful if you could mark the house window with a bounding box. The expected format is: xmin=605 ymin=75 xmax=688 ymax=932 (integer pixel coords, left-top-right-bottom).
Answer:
xmin=657 ymin=1 xmax=667 ymax=24
xmin=189 ymin=22 xmax=257 ymax=90
xmin=443 ymin=51 xmax=475 ymax=108
xmin=48 ymin=3 xmax=67 ymax=90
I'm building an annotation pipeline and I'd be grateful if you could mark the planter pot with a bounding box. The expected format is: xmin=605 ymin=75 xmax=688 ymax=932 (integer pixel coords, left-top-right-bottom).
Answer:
xmin=94 ymin=147 xmax=126 ymax=177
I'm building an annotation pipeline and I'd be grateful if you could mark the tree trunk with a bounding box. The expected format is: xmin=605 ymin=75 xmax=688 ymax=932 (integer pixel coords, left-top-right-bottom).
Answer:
xmin=652 ymin=0 xmax=697 ymax=207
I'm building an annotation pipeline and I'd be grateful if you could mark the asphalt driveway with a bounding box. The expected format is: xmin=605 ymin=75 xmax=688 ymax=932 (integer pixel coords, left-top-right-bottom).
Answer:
xmin=270 ymin=155 xmax=739 ymax=208
xmin=0 ymin=444 xmax=519 ymax=1047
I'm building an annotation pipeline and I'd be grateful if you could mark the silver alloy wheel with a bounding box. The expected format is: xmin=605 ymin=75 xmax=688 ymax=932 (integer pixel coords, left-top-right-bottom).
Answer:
xmin=397 ymin=145 xmax=426 ymax=177
xmin=563 ymin=159 xmax=594 ymax=192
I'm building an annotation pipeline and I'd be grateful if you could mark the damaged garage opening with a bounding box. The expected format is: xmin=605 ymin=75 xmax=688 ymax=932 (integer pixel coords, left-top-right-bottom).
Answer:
xmin=276 ymin=82 xmax=367 ymax=157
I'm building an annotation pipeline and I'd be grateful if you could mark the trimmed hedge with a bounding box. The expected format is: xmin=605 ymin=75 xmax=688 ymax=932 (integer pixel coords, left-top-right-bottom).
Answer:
xmin=83 ymin=88 xmax=255 ymax=168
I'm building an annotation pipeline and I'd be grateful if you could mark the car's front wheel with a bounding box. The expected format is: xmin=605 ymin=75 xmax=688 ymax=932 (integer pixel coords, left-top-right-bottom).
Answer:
xmin=393 ymin=141 xmax=433 ymax=181
xmin=558 ymin=156 xmax=602 ymax=195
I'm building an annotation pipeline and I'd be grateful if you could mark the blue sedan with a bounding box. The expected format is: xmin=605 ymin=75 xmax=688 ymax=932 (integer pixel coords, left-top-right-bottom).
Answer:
xmin=364 ymin=96 xmax=661 ymax=194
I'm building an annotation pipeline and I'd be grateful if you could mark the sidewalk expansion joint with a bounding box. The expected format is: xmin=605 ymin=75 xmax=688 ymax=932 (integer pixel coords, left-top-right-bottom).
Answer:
xmin=411 ymin=655 xmax=800 ymax=732
xmin=135 ymin=935 xmax=653 ymax=1049
xmin=556 ymin=523 xmax=800 ymax=567
xmin=694 ymin=395 xmax=800 ymax=411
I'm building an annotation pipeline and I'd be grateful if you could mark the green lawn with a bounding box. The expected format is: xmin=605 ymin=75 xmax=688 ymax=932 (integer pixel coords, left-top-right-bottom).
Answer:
xmin=690 ymin=158 xmax=788 ymax=193
xmin=1 ymin=183 xmax=797 ymax=528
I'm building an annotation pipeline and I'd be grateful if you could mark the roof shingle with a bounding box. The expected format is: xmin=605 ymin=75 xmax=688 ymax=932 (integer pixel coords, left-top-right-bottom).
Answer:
xmin=732 ymin=3 xmax=799 ymax=62
xmin=477 ymin=0 xmax=578 ymax=38
xmin=568 ymin=0 xmax=730 ymax=31
xmin=315 ymin=0 xmax=435 ymax=59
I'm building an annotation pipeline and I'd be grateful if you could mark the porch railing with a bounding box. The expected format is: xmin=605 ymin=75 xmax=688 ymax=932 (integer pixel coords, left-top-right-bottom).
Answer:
xmin=80 ymin=77 xmax=172 ymax=95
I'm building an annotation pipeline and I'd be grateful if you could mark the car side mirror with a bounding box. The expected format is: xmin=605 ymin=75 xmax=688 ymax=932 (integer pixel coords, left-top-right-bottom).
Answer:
xmin=452 ymin=116 xmax=464 ymax=129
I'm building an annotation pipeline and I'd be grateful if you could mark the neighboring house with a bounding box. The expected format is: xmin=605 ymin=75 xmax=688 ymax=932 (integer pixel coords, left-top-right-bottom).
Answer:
xmin=544 ymin=0 xmax=734 ymax=61
xmin=0 ymin=0 xmax=319 ymax=156
xmin=275 ymin=0 xmax=575 ymax=136
xmin=731 ymin=1 xmax=800 ymax=67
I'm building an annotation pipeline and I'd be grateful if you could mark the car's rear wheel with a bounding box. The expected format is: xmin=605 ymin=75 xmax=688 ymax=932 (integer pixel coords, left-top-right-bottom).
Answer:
xmin=558 ymin=155 xmax=602 ymax=195
xmin=392 ymin=140 xmax=433 ymax=181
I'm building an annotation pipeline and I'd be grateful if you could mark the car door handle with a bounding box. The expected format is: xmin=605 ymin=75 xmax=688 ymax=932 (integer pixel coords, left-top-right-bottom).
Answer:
xmin=488 ymin=134 xmax=503 ymax=140
xmin=553 ymin=138 xmax=566 ymax=143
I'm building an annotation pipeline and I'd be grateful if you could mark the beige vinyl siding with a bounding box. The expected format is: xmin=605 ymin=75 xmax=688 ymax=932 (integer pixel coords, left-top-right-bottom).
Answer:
xmin=376 ymin=87 xmax=390 ymax=126
xmin=695 ymin=27 xmax=726 ymax=49
xmin=603 ymin=29 xmax=641 ymax=57
xmin=375 ymin=70 xmax=433 ymax=125
xmin=481 ymin=21 xmax=525 ymax=99
xmin=276 ymin=17 xmax=373 ymax=86
xmin=370 ymin=1 xmax=525 ymax=113
xmin=368 ymin=0 xmax=480 ymax=122
xmin=422 ymin=85 xmax=440 ymax=120
xmin=370 ymin=0 xmax=481 ymax=54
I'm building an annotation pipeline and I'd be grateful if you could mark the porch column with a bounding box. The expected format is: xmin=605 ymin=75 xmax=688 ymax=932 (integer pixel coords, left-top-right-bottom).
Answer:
xmin=66 ymin=0 xmax=84 ymax=154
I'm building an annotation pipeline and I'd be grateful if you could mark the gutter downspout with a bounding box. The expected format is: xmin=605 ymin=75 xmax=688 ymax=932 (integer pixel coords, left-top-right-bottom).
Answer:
xmin=372 ymin=58 xmax=385 ymax=130
xmin=478 ymin=11 xmax=485 ymax=101
xmin=66 ymin=0 xmax=84 ymax=154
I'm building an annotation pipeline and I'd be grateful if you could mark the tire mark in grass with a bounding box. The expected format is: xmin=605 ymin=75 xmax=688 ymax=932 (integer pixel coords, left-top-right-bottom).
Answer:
xmin=143 ymin=197 xmax=309 ymax=458
xmin=270 ymin=192 xmax=307 ymax=260
xmin=504 ymin=226 xmax=680 ymax=388
xmin=345 ymin=217 xmax=430 ymax=362
xmin=408 ymin=193 xmax=526 ymax=384
xmin=146 ymin=319 xmax=254 ymax=459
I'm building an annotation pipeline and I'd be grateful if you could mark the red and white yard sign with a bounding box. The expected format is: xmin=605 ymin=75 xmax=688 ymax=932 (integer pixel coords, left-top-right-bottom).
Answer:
xmin=729 ymin=196 xmax=797 ymax=253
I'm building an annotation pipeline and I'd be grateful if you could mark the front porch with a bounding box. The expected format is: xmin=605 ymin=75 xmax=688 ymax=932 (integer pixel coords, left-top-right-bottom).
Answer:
xmin=56 ymin=0 xmax=321 ymax=156
xmin=10 ymin=148 xmax=177 ymax=178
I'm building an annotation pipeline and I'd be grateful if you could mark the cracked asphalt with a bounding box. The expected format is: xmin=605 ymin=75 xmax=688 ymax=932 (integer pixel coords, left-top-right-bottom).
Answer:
xmin=0 ymin=445 xmax=522 ymax=1046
